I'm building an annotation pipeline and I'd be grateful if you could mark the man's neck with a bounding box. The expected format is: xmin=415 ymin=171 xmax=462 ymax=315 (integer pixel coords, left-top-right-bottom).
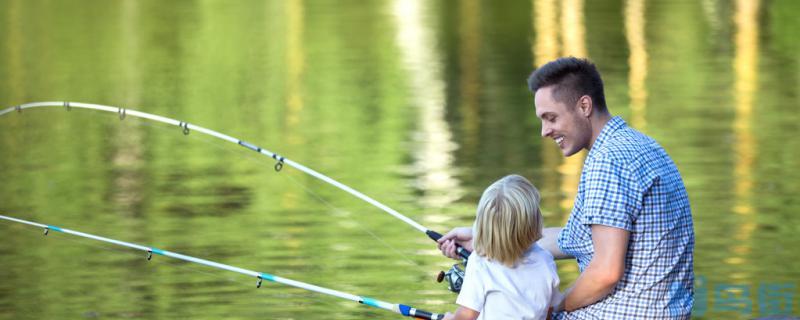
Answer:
xmin=587 ymin=112 xmax=612 ymax=150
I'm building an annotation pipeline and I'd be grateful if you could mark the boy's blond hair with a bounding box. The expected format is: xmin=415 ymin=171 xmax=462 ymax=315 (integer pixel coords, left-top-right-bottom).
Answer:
xmin=473 ymin=174 xmax=543 ymax=267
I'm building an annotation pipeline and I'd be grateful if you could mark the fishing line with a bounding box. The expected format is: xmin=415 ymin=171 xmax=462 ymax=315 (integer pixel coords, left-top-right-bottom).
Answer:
xmin=114 ymin=113 xmax=424 ymax=270
xmin=279 ymin=172 xmax=424 ymax=268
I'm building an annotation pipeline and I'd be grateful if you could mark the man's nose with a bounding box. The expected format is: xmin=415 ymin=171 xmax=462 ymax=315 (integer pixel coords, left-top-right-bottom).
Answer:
xmin=541 ymin=124 xmax=551 ymax=137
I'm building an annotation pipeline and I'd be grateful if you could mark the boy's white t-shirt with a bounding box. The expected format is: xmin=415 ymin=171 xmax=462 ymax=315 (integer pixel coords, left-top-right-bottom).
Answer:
xmin=456 ymin=244 xmax=562 ymax=320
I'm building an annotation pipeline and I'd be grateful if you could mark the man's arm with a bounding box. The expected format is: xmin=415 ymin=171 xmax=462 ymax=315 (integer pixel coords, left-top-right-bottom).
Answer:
xmin=441 ymin=226 xmax=573 ymax=260
xmin=537 ymin=227 xmax=573 ymax=260
xmin=563 ymin=225 xmax=629 ymax=311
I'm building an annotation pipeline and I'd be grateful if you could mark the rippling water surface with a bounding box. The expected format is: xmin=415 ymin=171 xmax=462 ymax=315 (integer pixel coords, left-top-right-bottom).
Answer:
xmin=1 ymin=1 xmax=798 ymax=319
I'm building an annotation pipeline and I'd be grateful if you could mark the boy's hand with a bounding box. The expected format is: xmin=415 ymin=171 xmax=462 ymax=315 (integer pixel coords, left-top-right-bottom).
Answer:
xmin=445 ymin=306 xmax=480 ymax=320
xmin=437 ymin=227 xmax=473 ymax=260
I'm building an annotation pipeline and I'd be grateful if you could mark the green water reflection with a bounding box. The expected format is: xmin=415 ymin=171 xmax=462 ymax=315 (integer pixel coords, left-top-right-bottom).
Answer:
xmin=1 ymin=0 xmax=798 ymax=319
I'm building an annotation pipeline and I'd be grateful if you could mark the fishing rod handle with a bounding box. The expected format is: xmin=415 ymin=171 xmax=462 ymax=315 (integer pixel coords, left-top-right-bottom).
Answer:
xmin=415 ymin=309 xmax=445 ymax=320
xmin=426 ymin=230 xmax=472 ymax=261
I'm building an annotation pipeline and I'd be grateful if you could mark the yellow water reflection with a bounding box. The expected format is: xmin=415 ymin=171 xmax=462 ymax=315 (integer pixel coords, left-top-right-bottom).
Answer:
xmin=533 ymin=0 xmax=559 ymax=67
xmin=282 ymin=0 xmax=305 ymax=214
xmin=625 ymin=0 xmax=648 ymax=130
xmin=560 ymin=0 xmax=586 ymax=59
xmin=110 ymin=0 xmax=145 ymax=215
xmin=285 ymin=0 xmax=305 ymax=139
xmin=727 ymin=0 xmax=758 ymax=279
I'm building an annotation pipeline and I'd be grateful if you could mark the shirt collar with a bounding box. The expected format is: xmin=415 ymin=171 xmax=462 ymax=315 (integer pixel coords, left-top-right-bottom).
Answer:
xmin=587 ymin=116 xmax=626 ymax=158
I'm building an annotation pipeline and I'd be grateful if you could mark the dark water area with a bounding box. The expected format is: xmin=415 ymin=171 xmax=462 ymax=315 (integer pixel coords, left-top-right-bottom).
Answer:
xmin=1 ymin=0 xmax=798 ymax=319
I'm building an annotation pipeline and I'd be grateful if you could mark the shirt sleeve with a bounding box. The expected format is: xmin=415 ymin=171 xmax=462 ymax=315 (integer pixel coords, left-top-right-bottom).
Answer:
xmin=581 ymin=156 xmax=642 ymax=231
xmin=455 ymin=255 xmax=485 ymax=313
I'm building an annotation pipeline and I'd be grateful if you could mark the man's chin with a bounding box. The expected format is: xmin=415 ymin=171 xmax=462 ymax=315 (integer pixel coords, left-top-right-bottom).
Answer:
xmin=562 ymin=148 xmax=580 ymax=157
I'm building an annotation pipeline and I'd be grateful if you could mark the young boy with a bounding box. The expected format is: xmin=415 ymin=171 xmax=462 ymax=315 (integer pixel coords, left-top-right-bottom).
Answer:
xmin=443 ymin=174 xmax=562 ymax=320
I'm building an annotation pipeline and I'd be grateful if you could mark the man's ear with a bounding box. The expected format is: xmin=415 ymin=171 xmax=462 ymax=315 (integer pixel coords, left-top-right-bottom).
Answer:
xmin=579 ymin=95 xmax=593 ymax=117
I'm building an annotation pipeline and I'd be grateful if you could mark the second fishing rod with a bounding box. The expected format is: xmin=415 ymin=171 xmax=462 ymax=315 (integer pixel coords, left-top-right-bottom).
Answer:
xmin=0 ymin=214 xmax=445 ymax=319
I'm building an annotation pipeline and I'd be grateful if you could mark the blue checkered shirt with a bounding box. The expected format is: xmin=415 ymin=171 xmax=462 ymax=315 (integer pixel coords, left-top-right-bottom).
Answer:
xmin=555 ymin=116 xmax=694 ymax=319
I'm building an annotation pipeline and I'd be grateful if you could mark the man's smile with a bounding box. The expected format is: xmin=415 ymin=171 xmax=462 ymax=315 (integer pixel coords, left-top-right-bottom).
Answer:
xmin=555 ymin=136 xmax=565 ymax=148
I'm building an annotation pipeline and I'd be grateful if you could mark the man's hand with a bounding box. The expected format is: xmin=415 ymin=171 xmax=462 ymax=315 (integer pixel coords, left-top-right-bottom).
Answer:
xmin=538 ymin=227 xmax=573 ymax=260
xmin=436 ymin=227 xmax=473 ymax=260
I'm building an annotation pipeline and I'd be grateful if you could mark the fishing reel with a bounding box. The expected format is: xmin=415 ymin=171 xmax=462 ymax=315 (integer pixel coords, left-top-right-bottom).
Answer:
xmin=426 ymin=230 xmax=471 ymax=294
xmin=436 ymin=261 xmax=466 ymax=293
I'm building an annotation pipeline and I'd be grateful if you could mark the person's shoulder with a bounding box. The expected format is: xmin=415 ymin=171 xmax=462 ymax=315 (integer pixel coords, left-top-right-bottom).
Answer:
xmin=521 ymin=245 xmax=560 ymax=283
xmin=594 ymin=126 xmax=664 ymax=165
xmin=520 ymin=244 xmax=556 ymax=266
xmin=467 ymin=252 xmax=492 ymax=271
xmin=604 ymin=125 xmax=653 ymax=151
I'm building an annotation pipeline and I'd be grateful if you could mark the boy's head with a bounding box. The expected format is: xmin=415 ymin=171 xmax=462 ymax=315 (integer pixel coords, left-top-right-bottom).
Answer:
xmin=473 ymin=174 xmax=543 ymax=267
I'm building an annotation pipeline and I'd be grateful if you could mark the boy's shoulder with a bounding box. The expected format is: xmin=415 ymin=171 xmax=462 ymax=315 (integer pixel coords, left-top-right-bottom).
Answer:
xmin=471 ymin=244 xmax=557 ymax=273
xmin=520 ymin=244 xmax=556 ymax=264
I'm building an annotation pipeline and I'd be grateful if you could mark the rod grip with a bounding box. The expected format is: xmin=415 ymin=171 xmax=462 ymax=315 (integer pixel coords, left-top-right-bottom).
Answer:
xmin=414 ymin=309 xmax=444 ymax=320
xmin=426 ymin=230 xmax=471 ymax=261
xmin=426 ymin=230 xmax=444 ymax=241
xmin=421 ymin=311 xmax=444 ymax=320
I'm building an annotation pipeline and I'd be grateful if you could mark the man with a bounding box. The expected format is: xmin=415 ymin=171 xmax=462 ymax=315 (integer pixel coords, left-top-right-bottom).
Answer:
xmin=438 ymin=57 xmax=695 ymax=319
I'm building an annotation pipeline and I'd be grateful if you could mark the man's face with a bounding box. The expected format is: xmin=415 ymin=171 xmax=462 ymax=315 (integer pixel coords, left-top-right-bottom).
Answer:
xmin=534 ymin=86 xmax=592 ymax=157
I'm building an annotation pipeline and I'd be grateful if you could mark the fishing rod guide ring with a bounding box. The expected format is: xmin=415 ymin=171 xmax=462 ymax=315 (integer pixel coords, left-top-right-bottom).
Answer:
xmin=272 ymin=154 xmax=285 ymax=172
xmin=64 ymin=101 xmax=71 ymax=111
xmin=118 ymin=107 xmax=126 ymax=120
xmin=178 ymin=121 xmax=190 ymax=135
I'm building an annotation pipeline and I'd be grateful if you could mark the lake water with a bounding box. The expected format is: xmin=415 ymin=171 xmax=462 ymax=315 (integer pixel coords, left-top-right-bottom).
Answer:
xmin=1 ymin=0 xmax=798 ymax=319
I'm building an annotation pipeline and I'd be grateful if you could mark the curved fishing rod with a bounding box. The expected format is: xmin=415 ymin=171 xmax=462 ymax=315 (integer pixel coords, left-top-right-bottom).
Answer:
xmin=0 ymin=214 xmax=445 ymax=320
xmin=0 ymin=101 xmax=471 ymax=261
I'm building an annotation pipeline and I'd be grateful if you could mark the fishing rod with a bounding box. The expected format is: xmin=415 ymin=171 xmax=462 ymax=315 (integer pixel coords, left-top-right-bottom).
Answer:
xmin=0 ymin=214 xmax=444 ymax=319
xmin=0 ymin=102 xmax=471 ymax=262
